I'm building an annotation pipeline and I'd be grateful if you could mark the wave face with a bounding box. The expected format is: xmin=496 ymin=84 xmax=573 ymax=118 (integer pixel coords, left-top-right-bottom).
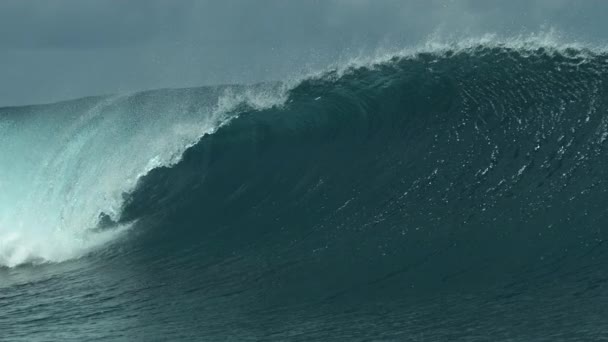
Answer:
xmin=3 ymin=42 xmax=608 ymax=340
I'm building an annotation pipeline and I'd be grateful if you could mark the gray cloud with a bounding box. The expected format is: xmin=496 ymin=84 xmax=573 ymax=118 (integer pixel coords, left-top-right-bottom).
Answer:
xmin=0 ymin=0 xmax=606 ymax=106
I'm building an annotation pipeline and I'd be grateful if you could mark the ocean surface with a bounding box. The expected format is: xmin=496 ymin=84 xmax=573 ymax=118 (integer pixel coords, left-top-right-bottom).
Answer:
xmin=2 ymin=38 xmax=608 ymax=341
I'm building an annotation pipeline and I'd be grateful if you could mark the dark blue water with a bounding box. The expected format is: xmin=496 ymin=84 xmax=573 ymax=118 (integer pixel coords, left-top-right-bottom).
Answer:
xmin=2 ymin=43 xmax=608 ymax=341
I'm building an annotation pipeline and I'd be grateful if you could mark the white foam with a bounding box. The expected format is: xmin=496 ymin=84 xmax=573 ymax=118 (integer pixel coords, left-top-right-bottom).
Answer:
xmin=0 ymin=225 xmax=129 ymax=268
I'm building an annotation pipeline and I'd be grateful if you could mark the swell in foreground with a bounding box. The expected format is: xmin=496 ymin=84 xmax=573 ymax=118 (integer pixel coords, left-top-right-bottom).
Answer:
xmin=2 ymin=39 xmax=608 ymax=341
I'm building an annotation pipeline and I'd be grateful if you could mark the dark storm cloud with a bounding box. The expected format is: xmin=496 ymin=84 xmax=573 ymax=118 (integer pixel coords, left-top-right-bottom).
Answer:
xmin=0 ymin=0 xmax=606 ymax=106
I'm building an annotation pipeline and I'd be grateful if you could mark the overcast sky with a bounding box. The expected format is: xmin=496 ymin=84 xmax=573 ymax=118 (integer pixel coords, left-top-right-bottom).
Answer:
xmin=0 ymin=0 xmax=606 ymax=106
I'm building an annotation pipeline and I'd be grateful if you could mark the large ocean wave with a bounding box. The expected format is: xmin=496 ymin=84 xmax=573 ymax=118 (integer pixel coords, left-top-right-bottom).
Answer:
xmin=3 ymin=34 xmax=607 ymax=270
xmin=3 ymin=34 xmax=608 ymax=340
